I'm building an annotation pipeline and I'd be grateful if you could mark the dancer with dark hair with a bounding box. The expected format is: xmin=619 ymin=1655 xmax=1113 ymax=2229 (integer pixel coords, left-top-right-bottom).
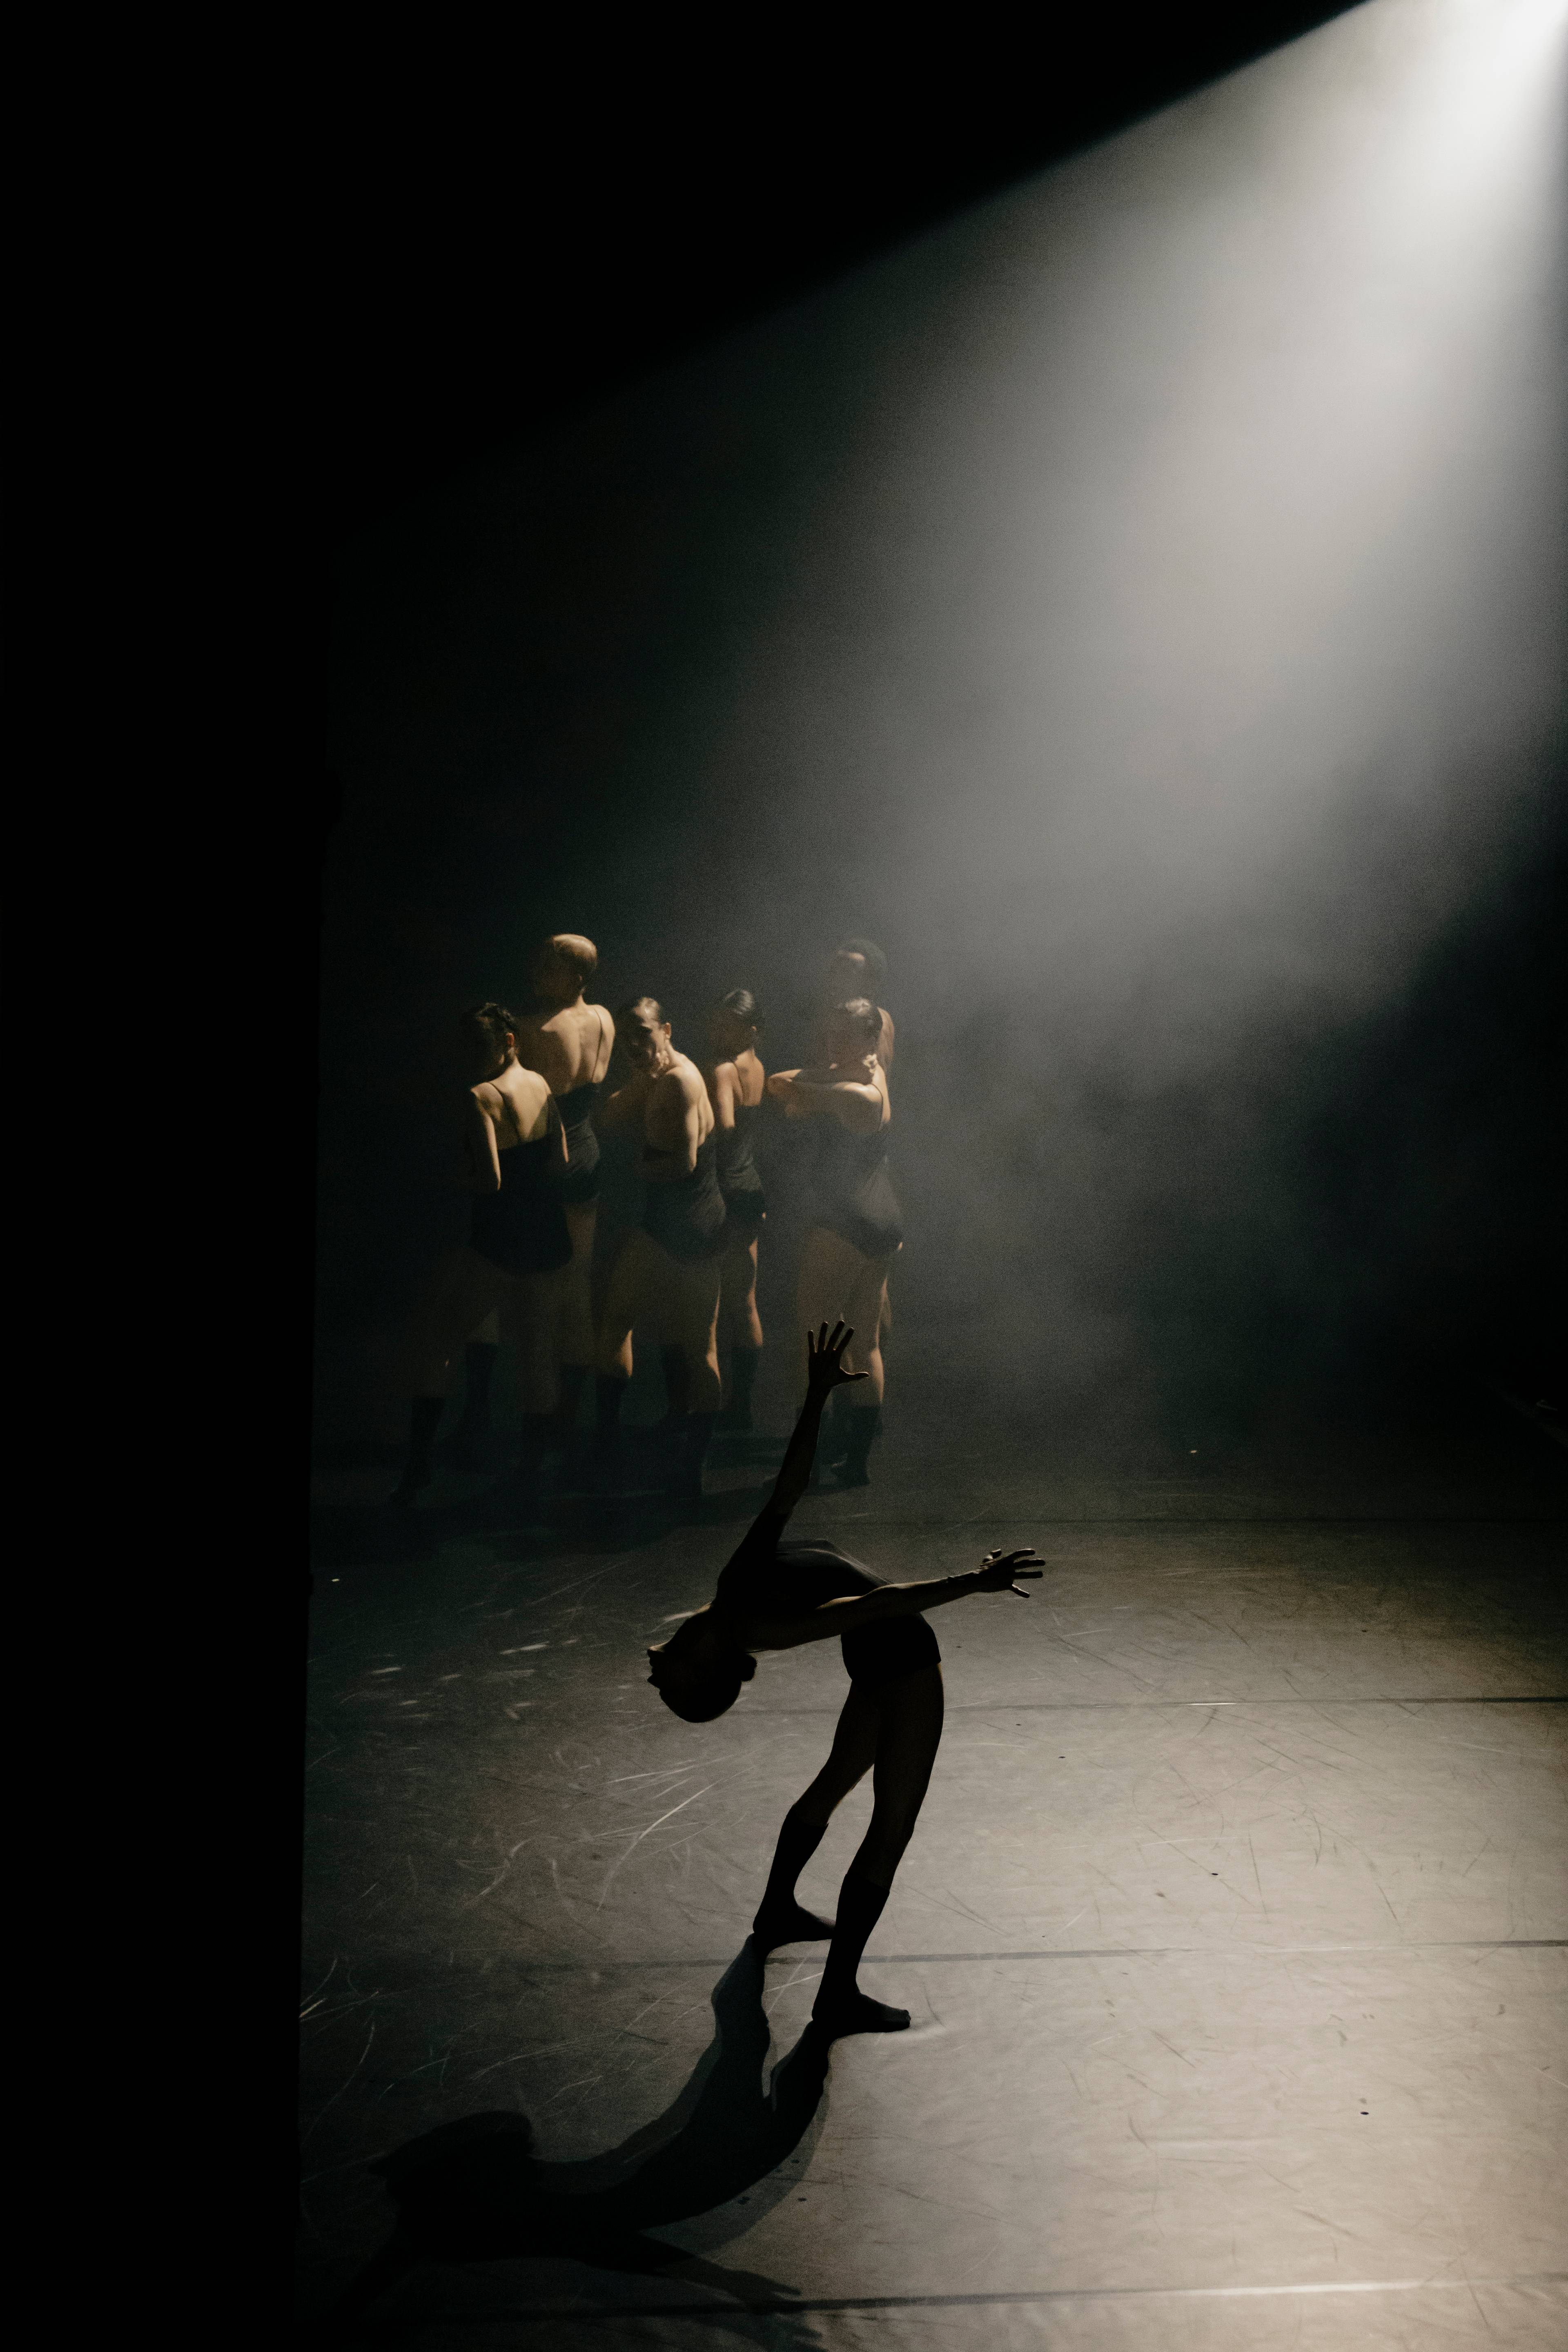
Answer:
xmin=704 ymin=989 xmax=767 ymax=1432
xmin=647 ymin=1324 xmax=1043 ymax=2035
xmin=768 ymin=999 xmax=901 ymax=1486
xmin=819 ymin=938 xmax=894 ymax=1075
xmin=390 ymin=1005 xmax=571 ymax=1508
xmin=593 ymin=997 xmax=725 ymax=1500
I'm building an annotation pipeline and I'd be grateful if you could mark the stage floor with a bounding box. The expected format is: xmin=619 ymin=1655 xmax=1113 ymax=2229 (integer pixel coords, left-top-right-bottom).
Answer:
xmin=301 ymin=1383 xmax=1566 ymax=2347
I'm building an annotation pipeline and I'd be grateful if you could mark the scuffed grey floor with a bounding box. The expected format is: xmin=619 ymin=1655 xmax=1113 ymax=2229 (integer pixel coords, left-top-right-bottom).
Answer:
xmin=301 ymin=1396 xmax=1566 ymax=2347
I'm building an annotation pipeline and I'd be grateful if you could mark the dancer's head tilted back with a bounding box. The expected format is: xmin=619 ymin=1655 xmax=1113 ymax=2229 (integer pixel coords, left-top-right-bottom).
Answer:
xmin=647 ymin=1607 xmax=756 ymax=1722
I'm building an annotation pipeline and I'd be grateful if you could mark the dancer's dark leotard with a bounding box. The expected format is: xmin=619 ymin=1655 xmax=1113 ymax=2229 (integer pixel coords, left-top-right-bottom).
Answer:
xmin=554 ymin=1011 xmax=611 ymax=1207
xmin=715 ymin=1505 xmax=938 ymax=1691
xmin=471 ymin=1107 xmax=575 ymax=1275
xmin=811 ymin=1118 xmax=902 ymax=1259
xmin=717 ymin=1100 xmax=766 ymax=1229
xmin=642 ymin=1136 xmax=727 ymax=1263
xmin=555 ymin=1082 xmax=601 ymax=1206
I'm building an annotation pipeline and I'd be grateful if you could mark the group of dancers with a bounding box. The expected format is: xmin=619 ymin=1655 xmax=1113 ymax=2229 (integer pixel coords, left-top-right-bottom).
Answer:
xmin=392 ymin=932 xmax=904 ymax=1509
xmin=387 ymin=929 xmax=1048 ymax=2042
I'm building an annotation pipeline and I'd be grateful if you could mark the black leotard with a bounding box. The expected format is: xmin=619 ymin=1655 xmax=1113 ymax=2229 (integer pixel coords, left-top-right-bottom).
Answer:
xmin=553 ymin=1009 xmax=612 ymax=1207
xmin=715 ymin=1505 xmax=939 ymax=1692
xmin=811 ymin=1115 xmax=902 ymax=1259
xmin=641 ymin=1135 xmax=727 ymax=1263
xmin=555 ymin=1081 xmax=602 ymax=1207
xmin=716 ymin=1098 xmax=766 ymax=1227
xmin=471 ymin=1106 xmax=574 ymax=1275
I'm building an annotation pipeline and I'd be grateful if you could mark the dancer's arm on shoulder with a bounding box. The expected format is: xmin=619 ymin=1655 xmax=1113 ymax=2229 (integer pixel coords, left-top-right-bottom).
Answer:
xmin=768 ymin=1065 xmax=882 ymax=1133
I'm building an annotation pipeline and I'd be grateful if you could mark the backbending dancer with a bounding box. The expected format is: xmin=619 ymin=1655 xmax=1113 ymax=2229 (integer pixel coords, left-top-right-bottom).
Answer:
xmin=390 ymin=1004 xmax=572 ymax=1507
xmin=768 ymin=998 xmax=901 ymax=1486
xmin=704 ymin=988 xmax=767 ymax=1431
xmin=647 ymin=1323 xmax=1042 ymax=2036
xmin=593 ymin=996 xmax=725 ymax=1500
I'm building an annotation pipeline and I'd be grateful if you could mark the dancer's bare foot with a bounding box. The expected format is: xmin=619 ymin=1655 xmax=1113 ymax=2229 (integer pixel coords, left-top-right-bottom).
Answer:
xmin=812 ymin=1990 xmax=910 ymax=2037
xmin=751 ymin=1899 xmax=835 ymax=1953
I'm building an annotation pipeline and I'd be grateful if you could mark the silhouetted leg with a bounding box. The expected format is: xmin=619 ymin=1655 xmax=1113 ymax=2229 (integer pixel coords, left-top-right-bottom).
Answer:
xmin=555 ymin=1360 xmax=589 ymax=1443
xmin=754 ymin=1684 xmax=879 ymax=1950
xmin=592 ymin=1374 xmax=627 ymax=1466
xmin=672 ymin=1408 xmax=716 ymax=1504
xmin=837 ymin=1404 xmax=882 ymax=1486
xmin=663 ymin=1259 xmax=722 ymax=1501
xmin=591 ymin=1235 xmax=645 ymax=1472
xmin=814 ymin=1665 xmax=943 ymax=2034
xmin=656 ymin=1343 xmax=691 ymax=1431
xmin=720 ymin=1342 xmax=761 ymax=1431
xmin=560 ymin=1197 xmax=597 ymax=1371
xmin=717 ymin=1229 xmax=763 ymax=1427
xmin=444 ymin=1334 xmax=499 ymax=1466
xmin=391 ymin=1396 xmax=446 ymax=1506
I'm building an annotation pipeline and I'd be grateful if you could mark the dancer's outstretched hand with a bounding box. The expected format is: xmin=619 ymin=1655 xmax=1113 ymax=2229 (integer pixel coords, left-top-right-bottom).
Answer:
xmin=973 ymin=1548 xmax=1046 ymax=1596
xmin=806 ymin=1321 xmax=868 ymax=1397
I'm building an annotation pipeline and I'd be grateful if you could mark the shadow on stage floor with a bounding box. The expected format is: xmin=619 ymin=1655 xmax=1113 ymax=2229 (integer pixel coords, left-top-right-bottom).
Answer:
xmin=323 ymin=1940 xmax=835 ymax=2342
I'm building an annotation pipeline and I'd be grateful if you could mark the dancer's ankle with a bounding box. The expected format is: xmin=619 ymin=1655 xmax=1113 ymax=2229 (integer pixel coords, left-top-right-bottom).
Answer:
xmin=812 ymin=1987 xmax=910 ymax=2036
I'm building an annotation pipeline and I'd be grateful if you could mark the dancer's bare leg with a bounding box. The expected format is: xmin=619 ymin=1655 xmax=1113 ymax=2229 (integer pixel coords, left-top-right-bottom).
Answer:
xmin=814 ymin=1665 xmax=944 ymax=2034
xmin=500 ymin=1268 xmax=565 ymax=1417
xmin=753 ymin=1684 xmax=880 ymax=1950
xmin=445 ymin=1306 xmax=503 ymax=1465
xmin=394 ymin=1250 xmax=508 ymax=1502
xmin=796 ymin=1227 xmax=894 ymax=1484
xmin=559 ymin=1201 xmax=597 ymax=1432
xmin=594 ymin=1230 xmax=648 ymax=1385
xmin=796 ymin=1229 xmax=890 ymax=1402
xmin=721 ymin=1231 xmax=763 ymax=1351
xmin=404 ymin=1251 xmax=507 ymax=1400
xmin=717 ymin=1229 xmax=763 ymax=1428
xmin=651 ymin=1255 xmax=722 ymax=1499
xmin=653 ymin=1261 xmax=723 ymax=1415
xmin=591 ymin=1234 xmax=719 ymax=1486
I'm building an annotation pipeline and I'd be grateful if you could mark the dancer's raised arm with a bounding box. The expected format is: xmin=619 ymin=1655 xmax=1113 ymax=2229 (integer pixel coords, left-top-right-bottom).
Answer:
xmin=766 ymin=1321 xmax=866 ymax=1521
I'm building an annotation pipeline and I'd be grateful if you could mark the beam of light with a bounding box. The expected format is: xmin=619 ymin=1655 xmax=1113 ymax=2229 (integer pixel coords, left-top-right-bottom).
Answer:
xmin=672 ymin=0 xmax=1566 ymax=1058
